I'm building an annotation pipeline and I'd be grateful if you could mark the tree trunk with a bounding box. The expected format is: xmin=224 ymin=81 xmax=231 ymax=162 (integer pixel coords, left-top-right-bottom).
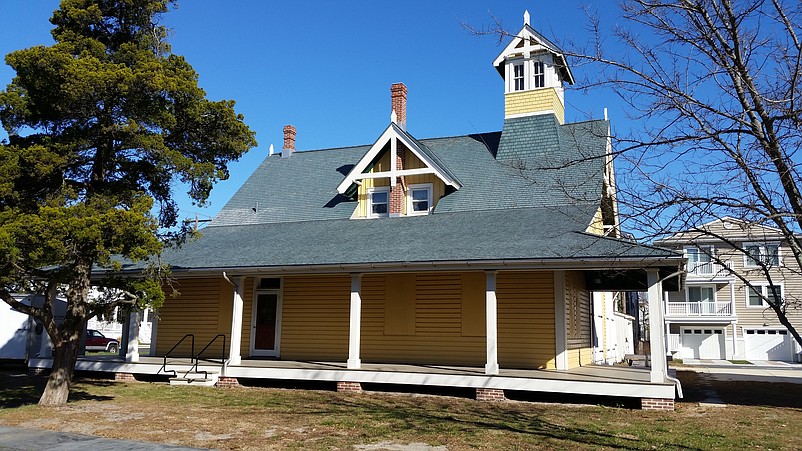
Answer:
xmin=38 ymin=335 xmax=79 ymax=406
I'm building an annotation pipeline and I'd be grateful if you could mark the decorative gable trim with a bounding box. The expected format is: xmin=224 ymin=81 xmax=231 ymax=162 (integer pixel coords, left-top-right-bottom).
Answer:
xmin=492 ymin=24 xmax=574 ymax=85
xmin=336 ymin=122 xmax=462 ymax=194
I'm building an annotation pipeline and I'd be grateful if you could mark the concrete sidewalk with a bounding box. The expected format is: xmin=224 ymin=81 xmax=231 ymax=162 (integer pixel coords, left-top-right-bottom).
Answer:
xmin=0 ymin=426 xmax=210 ymax=451
xmin=682 ymin=359 xmax=802 ymax=368
xmin=676 ymin=361 xmax=802 ymax=384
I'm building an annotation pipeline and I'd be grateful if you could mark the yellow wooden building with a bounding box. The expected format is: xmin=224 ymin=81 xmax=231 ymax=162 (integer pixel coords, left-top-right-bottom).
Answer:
xmin=42 ymin=12 xmax=685 ymax=410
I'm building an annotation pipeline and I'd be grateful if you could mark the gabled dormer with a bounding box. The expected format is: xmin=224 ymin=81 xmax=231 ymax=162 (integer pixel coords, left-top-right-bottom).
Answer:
xmin=492 ymin=11 xmax=574 ymax=124
xmin=337 ymin=83 xmax=461 ymax=219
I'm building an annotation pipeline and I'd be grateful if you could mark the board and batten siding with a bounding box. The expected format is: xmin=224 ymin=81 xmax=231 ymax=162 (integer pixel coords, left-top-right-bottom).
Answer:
xmin=279 ymin=275 xmax=351 ymax=360
xmin=564 ymin=271 xmax=592 ymax=368
xmin=155 ymin=277 xmax=230 ymax=357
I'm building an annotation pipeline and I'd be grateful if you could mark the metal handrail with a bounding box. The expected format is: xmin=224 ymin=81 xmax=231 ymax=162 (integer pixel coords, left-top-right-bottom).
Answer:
xmin=186 ymin=334 xmax=227 ymax=380
xmin=196 ymin=334 xmax=226 ymax=365
xmin=161 ymin=334 xmax=195 ymax=376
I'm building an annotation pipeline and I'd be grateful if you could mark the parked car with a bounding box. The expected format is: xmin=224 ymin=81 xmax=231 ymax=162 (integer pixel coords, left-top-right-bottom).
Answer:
xmin=85 ymin=329 xmax=119 ymax=353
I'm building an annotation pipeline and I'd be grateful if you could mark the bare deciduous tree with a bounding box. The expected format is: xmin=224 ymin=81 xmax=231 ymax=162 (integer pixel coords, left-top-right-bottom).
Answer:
xmin=471 ymin=0 xmax=802 ymax=350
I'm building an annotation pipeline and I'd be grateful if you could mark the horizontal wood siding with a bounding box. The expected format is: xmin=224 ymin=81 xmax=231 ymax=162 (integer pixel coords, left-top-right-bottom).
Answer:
xmin=361 ymin=272 xmax=485 ymax=366
xmin=240 ymin=277 xmax=254 ymax=357
xmin=497 ymin=271 xmax=556 ymax=369
xmin=156 ymin=278 xmax=226 ymax=357
xmin=279 ymin=275 xmax=350 ymax=360
xmin=565 ymin=271 xmax=592 ymax=368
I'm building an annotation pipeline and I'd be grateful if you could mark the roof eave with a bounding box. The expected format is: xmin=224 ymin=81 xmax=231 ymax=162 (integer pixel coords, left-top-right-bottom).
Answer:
xmin=104 ymin=255 xmax=685 ymax=279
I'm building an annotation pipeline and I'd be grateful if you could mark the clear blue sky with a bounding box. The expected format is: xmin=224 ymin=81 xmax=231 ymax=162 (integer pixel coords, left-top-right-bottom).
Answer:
xmin=0 ymin=1 xmax=623 ymax=223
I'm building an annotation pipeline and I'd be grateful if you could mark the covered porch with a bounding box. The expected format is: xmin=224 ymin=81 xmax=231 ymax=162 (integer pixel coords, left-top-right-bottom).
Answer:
xmin=29 ymin=354 xmax=676 ymax=403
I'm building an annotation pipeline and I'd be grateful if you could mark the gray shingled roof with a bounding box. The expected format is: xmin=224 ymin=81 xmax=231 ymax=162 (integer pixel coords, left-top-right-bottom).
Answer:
xmin=212 ymin=116 xmax=608 ymax=226
xmin=149 ymin=114 xmax=678 ymax=271
xmin=146 ymin=205 xmax=677 ymax=272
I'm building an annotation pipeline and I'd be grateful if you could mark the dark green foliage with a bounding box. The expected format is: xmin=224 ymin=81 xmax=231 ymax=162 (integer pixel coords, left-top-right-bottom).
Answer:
xmin=0 ymin=0 xmax=256 ymax=405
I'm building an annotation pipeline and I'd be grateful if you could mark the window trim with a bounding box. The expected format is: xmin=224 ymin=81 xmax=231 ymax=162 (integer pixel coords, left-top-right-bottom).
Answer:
xmin=513 ymin=62 xmax=525 ymax=91
xmin=406 ymin=183 xmax=433 ymax=216
xmin=367 ymin=186 xmax=390 ymax=218
xmin=250 ymin=277 xmax=283 ymax=357
xmin=685 ymin=284 xmax=716 ymax=304
xmin=746 ymin=282 xmax=783 ymax=308
xmin=743 ymin=242 xmax=781 ymax=268
xmin=532 ymin=60 xmax=545 ymax=88
xmin=684 ymin=245 xmax=714 ymax=273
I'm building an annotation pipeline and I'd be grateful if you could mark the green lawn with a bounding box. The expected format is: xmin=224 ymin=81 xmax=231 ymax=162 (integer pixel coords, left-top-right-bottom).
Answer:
xmin=0 ymin=369 xmax=800 ymax=450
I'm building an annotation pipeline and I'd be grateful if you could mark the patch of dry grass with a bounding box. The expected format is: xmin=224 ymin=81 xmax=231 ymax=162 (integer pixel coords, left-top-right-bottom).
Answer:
xmin=0 ymin=368 xmax=801 ymax=450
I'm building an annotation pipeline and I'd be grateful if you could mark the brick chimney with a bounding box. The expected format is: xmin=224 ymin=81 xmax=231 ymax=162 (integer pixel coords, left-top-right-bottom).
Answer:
xmin=282 ymin=124 xmax=296 ymax=158
xmin=390 ymin=83 xmax=407 ymax=130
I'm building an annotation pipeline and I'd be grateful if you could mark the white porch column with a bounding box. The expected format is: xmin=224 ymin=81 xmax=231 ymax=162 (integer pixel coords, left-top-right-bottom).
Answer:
xmin=729 ymin=281 xmax=737 ymax=359
xmin=228 ymin=277 xmax=245 ymax=366
xmin=40 ymin=285 xmax=58 ymax=359
xmin=347 ymin=274 xmax=362 ymax=369
xmin=553 ymin=271 xmax=568 ymax=370
xmin=485 ymin=271 xmax=499 ymax=375
xmin=125 ymin=309 xmax=140 ymax=363
xmin=149 ymin=308 xmax=159 ymax=357
xmin=647 ymin=269 xmax=667 ymax=383
xmin=39 ymin=324 xmax=53 ymax=358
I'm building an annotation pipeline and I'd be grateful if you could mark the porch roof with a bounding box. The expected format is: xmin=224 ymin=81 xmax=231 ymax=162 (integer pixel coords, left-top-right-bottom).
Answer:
xmin=117 ymin=205 xmax=682 ymax=276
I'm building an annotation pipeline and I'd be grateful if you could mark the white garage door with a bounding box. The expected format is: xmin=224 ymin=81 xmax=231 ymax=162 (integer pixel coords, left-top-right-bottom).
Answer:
xmin=681 ymin=328 xmax=725 ymax=359
xmin=745 ymin=329 xmax=793 ymax=361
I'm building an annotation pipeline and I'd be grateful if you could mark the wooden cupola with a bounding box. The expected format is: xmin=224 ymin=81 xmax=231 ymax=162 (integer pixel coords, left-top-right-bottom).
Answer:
xmin=492 ymin=11 xmax=574 ymax=124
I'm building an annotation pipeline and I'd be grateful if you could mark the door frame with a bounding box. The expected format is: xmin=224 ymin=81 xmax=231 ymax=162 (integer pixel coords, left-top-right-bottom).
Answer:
xmin=249 ymin=279 xmax=283 ymax=357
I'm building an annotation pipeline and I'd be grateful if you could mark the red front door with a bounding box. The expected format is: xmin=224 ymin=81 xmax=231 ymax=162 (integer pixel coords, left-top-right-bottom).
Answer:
xmin=254 ymin=293 xmax=278 ymax=351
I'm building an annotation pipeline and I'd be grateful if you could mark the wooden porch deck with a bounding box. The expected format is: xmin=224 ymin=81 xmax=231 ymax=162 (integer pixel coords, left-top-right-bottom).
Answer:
xmin=28 ymin=354 xmax=676 ymax=400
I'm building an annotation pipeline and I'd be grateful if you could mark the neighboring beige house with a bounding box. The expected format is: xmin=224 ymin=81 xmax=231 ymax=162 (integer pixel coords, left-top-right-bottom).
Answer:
xmin=656 ymin=217 xmax=802 ymax=362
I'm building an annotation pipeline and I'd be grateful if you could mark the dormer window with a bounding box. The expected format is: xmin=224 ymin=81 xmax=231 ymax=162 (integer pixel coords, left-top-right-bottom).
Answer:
xmin=532 ymin=61 xmax=545 ymax=88
xmin=369 ymin=187 xmax=390 ymax=218
xmin=513 ymin=63 xmax=525 ymax=91
xmin=408 ymin=184 xmax=432 ymax=215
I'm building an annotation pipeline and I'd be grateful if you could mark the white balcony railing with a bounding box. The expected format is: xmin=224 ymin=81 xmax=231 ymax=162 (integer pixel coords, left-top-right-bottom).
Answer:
xmin=686 ymin=261 xmax=732 ymax=278
xmin=666 ymin=301 xmax=733 ymax=317
xmin=667 ymin=333 xmax=681 ymax=352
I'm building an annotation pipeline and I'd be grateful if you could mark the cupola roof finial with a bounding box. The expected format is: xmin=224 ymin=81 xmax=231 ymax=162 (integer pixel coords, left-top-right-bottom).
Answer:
xmin=523 ymin=10 xmax=530 ymax=26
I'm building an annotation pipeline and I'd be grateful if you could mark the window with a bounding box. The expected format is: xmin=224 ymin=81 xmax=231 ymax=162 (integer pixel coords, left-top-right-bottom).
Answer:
xmin=513 ymin=63 xmax=525 ymax=91
xmin=747 ymin=283 xmax=782 ymax=308
xmin=687 ymin=286 xmax=715 ymax=303
xmin=744 ymin=243 xmax=780 ymax=268
xmin=258 ymin=278 xmax=281 ymax=290
xmin=685 ymin=246 xmax=713 ymax=274
xmin=407 ymin=184 xmax=432 ymax=215
xmin=368 ymin=187 xmax=389 ymax=218
xmin=532 ymin=60 xmax=545 ymax=88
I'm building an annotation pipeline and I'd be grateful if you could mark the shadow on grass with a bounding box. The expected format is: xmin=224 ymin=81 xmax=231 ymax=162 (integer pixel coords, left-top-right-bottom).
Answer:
xmin=676 ymin=370 xmax=802 ymax=409
xmin=312 ymin=395 xmax=702 ymax=450
xmin=0 ymin=369 xmax=114 ymax=408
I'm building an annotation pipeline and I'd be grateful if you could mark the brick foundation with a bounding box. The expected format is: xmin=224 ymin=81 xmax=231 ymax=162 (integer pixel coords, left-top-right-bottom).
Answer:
xmin=476 ymin=388 xmax=506 ymax=402
xmin=215 ymin=376 xmax=240 ymax=388
xmin=114 ymin=372 xmax=136 ymax=382
xmin=641 ymin=397 xmax=675 ymax=411
xmin=336 ymin=381 xmax=362 ymax=392
xmin=28 ymin=367 xmax=49 ymax=377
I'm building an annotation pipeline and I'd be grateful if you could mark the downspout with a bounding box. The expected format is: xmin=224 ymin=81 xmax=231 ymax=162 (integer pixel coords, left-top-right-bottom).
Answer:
xmin=222 ymin=271 xmax=236 ymax=289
